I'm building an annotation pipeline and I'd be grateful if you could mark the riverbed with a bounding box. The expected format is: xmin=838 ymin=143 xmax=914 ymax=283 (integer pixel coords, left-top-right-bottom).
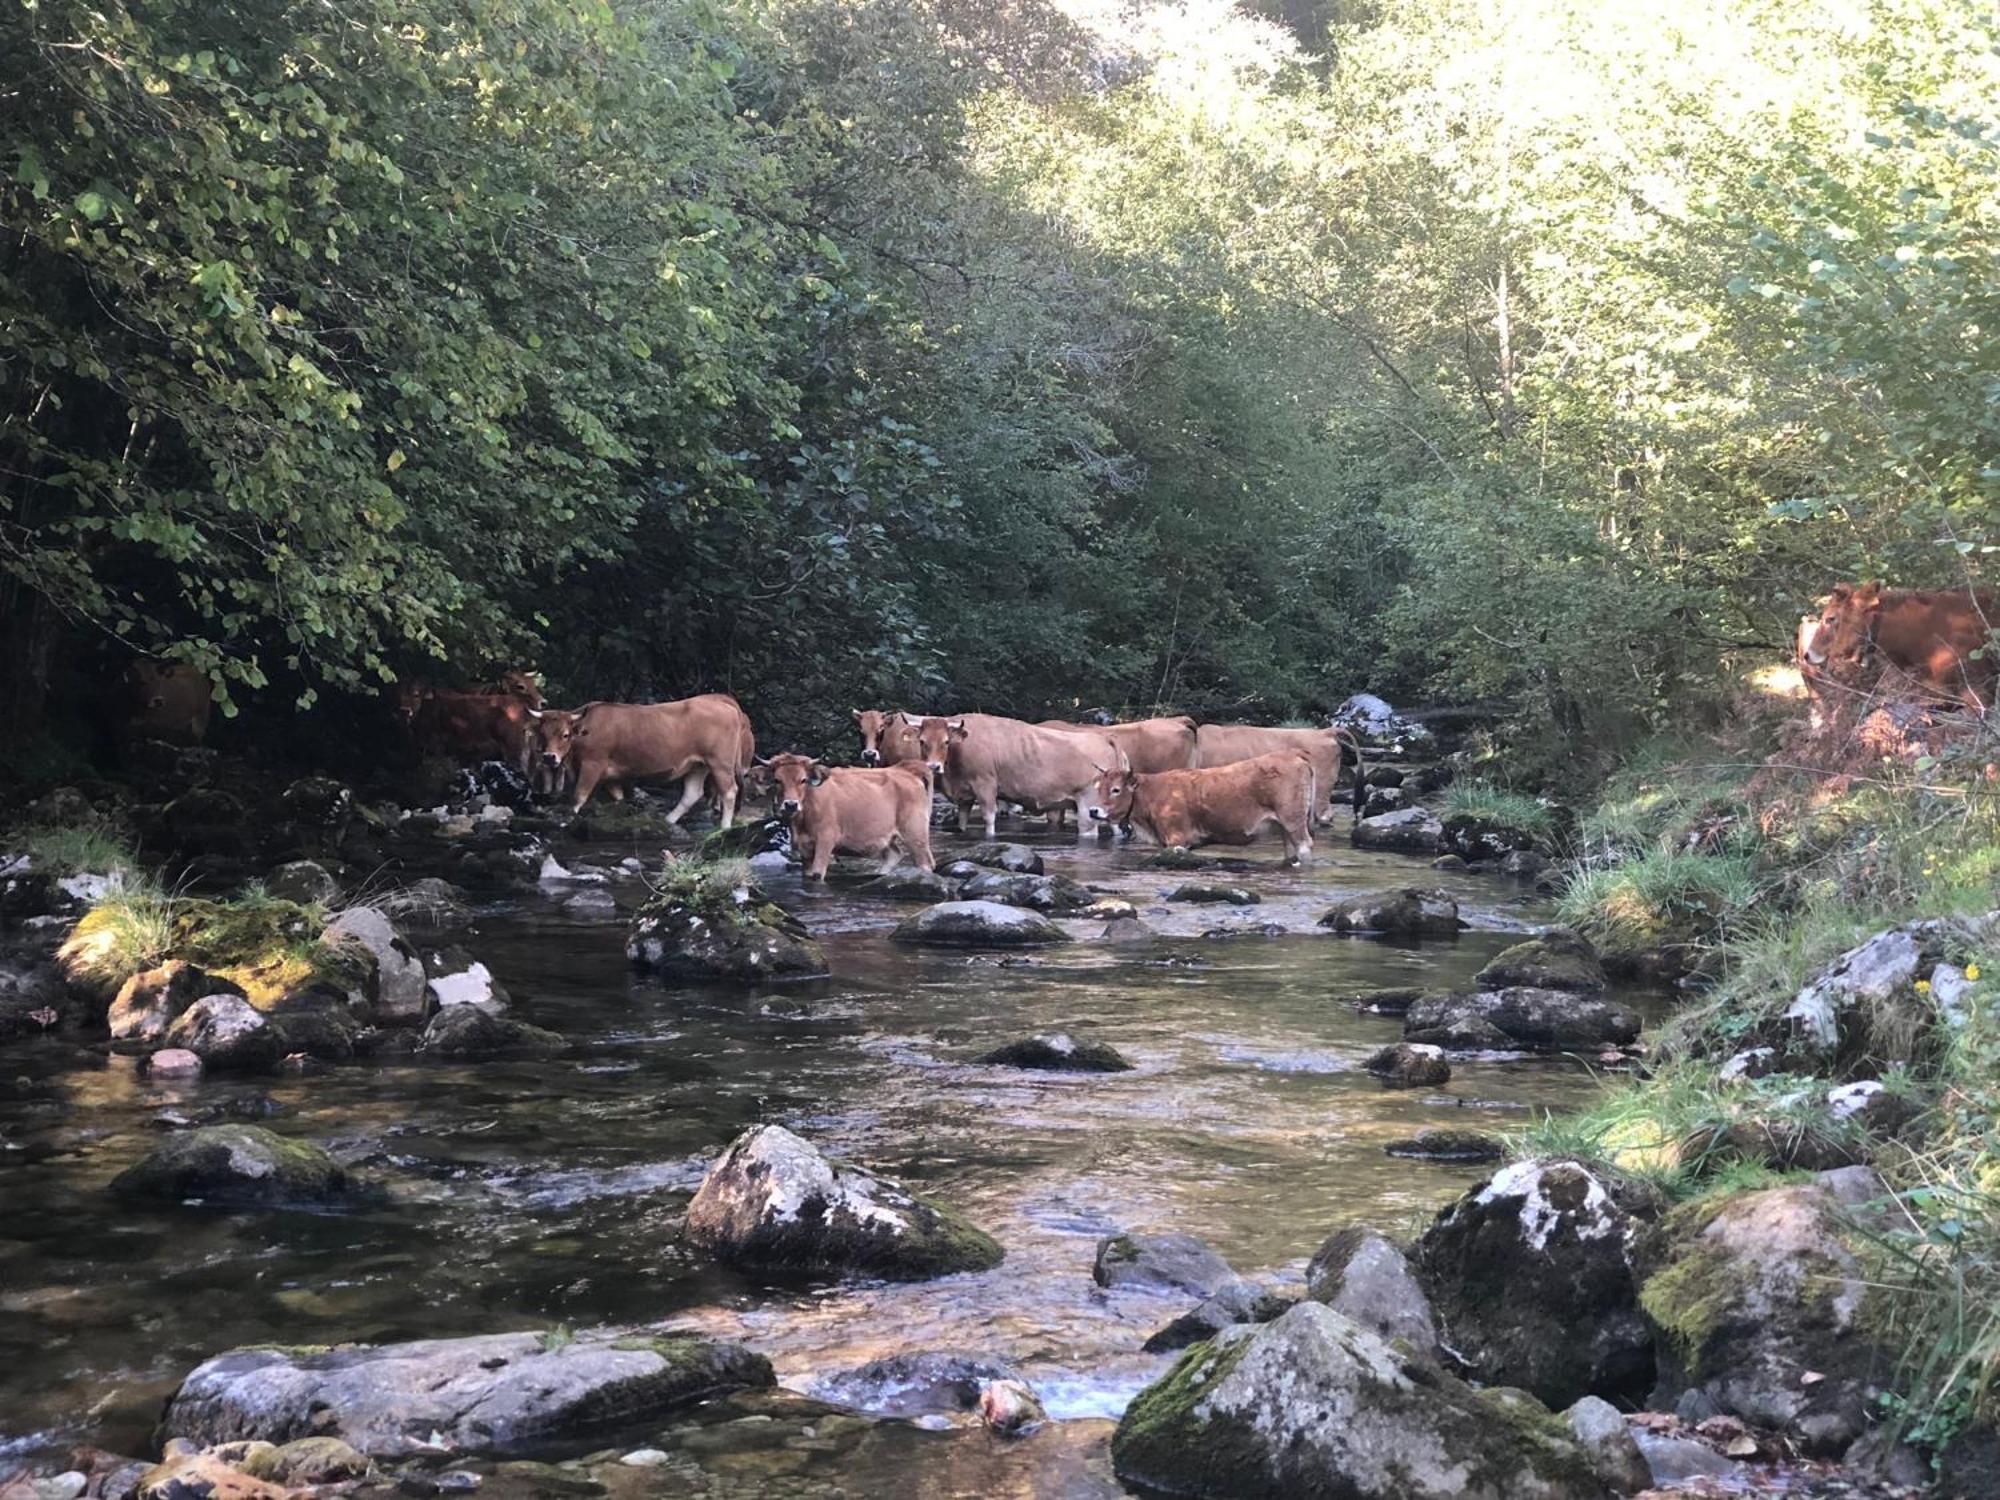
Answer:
xmin=0 ymin=821 xmax=1652 ymax=1495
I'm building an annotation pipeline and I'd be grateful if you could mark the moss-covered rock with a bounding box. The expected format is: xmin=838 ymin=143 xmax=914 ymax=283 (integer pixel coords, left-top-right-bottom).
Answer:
xmin=1404 ymin=989 xmax=1639 ymax=1053
xmin=625 ymin=881 xmax=827 ymax=983
xmin=1110 ymin=1302 xmax=1611 ymax=1499
xmin=1362 ymin=1042 xmax=1451 ymax=1088
xmin=1384 ymin=1128 xmax=1506 ymax=1162
xmin=974 ymin=1033 xmax=1132 ymax=1072
xmin=110 ymin=1125 xmax=353 ymax=1205
xmin=1321 ymin=888 xmax=1463 ymax=937
xmin=159 ymin=1330 xmax=773 ymax=1459
xmin=684 ymin=1124 xmax=1002 ymax=1280
xmin=417 ymin=1004 xmax=565 ymax=1059
xmin=1476 ymin=931 xmax=1607 ymax=993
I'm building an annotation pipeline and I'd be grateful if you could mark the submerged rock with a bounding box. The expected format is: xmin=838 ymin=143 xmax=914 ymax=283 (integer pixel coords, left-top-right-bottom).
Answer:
xmin=890 ymin=900 xmax=1070 ymax=948
xmin=965 ymin=842 xmax=1044 ymax=874
xmin=158 ymin=1330 xmax=772 ymax=1459
xmin=974 ymin=1033 xmax=1132 ymax=1073
xmin=1110 ymin=1302 xmax=1610 ymax=1500
xmin=1349 ymin=806 xmax=1445 ymax=854
xmin=859 ymin=868 xmax=961 ymax=903
xmin=1305 ymin=1228 xmax=1440 ymax=1358
xmin=626 ymin=883 xmax=828 ymax=983
xmin=163 ymin=994 xmax=284 ymax=1073
xmin=1320 ymin=888 xmax=1462 ymax=937
xmin=1404 ymin=989 xmax=1639 ymax=1053
xmin=1166 ymin=883 xmax=1260 ymax=906
xmin=111 ymin=1124 xmax=352 ymax=1205
xmin=1143 ymin=1279 xmax=1294 ymax=1353
xmin=1412 ymin=1159 xmax=1654 ymax=1410
xmin=417 ymin=1005 xmax=565 ymax=1059
xmin=1383 ymin=1128 xmax=1506 ymax=1162
xmin=1092 ymin=1232 xmax=1237 ymax=1298
xmin=961 ymin=871 xmax=1095 ymax=913
xmin=684 ymin=1124 xmax=1003 ymax=1280
xmin=1477 ymin=931 xmax=1606 ymax=993
xmin=1362 ymin=1041 xmax=1451 ymax=1088
xmin=810 ymin=1351 xmax=1020 ymax=1417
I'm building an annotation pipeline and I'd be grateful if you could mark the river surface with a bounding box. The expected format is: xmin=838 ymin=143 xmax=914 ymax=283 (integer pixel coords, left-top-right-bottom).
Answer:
xmin=0 ymin=820 xmax=1651 ymax=1495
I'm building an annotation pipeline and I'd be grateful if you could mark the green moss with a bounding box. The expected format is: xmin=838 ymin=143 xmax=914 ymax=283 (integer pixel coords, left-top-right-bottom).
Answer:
xmin=171 ymin=894 xmax=339 ymax=1007
xmin=1112 ymin=1333 xmax=1260 ymax=1474
xmin=1467 ymin=1386 xmax=1605 ymax=1493
xmin=1638 ymin=1239 xmax=1740 ymax=1378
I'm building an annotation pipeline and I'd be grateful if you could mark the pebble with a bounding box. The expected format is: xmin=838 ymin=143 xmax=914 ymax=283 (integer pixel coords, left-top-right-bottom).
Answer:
xmin=618 ymin=1450 xmax=670 ymax=1468
xmin=435 ymin=1473 xmax=483 ymax=1494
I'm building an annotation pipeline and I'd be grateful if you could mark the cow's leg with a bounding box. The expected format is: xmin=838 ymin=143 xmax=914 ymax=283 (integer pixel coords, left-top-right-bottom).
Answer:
xmin=976 ymin=782 xmax=1000 ymax=840
xmin=572 ymin=762 xmax=603 ymax=813
xmin=665 ymin=766 xmax=709 ymax=825
xmin=716 ymin=774 xmax=739 ymax=830
xmin=906 ymin=818 xmax=935 ymax=872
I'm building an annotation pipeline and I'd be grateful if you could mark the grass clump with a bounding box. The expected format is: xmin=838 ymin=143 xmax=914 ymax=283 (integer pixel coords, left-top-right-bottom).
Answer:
xmin=1557 ymin=847 xmax=1761 ymax=969
xmin=647 ymin=854 xmax=753 ymax=911
xmin=58 ymin=879 xmax=337 ymax=1005
xmin=6 ymin=818 xmax=137 ymax=877
xmin=57 ymin=878 xmax=178 ymax=987
xmin=1439 ymin=781 xmax=1557 ymax=841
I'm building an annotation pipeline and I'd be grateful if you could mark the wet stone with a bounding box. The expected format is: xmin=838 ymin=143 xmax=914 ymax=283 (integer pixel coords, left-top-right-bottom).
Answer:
xmin=1165 ymin=883 xmax=1259 ymax=905
xmin=1092 ymin=1232 xmax=1237 ymax=1298
xmin=974 ymin=1033 xmax=1132 ymax=1072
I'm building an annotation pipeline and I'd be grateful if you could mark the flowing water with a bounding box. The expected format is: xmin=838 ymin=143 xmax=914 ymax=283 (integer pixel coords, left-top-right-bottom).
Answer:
xmin=0 ymin=824 xmax=1655 ymax=1495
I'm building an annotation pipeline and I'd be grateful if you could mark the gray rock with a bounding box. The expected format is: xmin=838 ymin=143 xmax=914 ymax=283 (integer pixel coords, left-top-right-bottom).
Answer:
xmin=266 ymin=861 xmax=339 ymax=906
xmin=979 ymin=1377 xmax=1046 ymax=1436
xmin=1092 ymin=1232 xmax=1236 ymax=1297
xmin=809 ymin=1351 xmax=1019 ymax=1417
xmin=560 ymin=888 xmax=618 ymax=918
xmin=1476 ymin=931 xmax=1606 ymax=993
xmin=1143 ymin=1278 xmax=1294 ymax=1352
xmin=859 ymin=868 xmax=960 ymax=903
xmin=268 ymin=985 xmax=366 ymax=1061
xmin=1444 ymin=812 xmax=1538 ymax=862
xmin=684 ymin=1124 xmax=1002 ymax=1280
xmin=1350 ymin=806 xmax=1445 ymax=854
xmin=1635 ymin=1174 xmax=1889 ymax=1454
xmin=960 ymin=871 xmax=1094 ymax=913
xmin=1413 ymin=1159 xmax=1654 ymax=1409
xmin=1306 ymin=1228 xmax=1440 ymax=1357
xmin=1404 ymin=989 xmax=1640 ymax=1052
xmin=270 ymin=1436 xmax=371 ymax=1485
xmin=108 ymin=961 xmax=234 ymax=1044
xmin=424 ymin=946 xmax=510 ymax=1013
xmin=1501 ymin=849 xmax=1552 ymax=879
xmin=158 ymin=1330 xmax=772 ymax=1459
xmin=1632 ymin=1431 xmax=1740 ymax=1485
xmin=1320 ymin=887 xmax=1462 ymax=936
xmin=145 ymin=1048 xmax=204 ymax=1078
xmin=111 ymin=1124 xmax=352 ymax=1205
xmin=975 ymin=1033 xmax=1132 ymax=1072
xmin=1718 ymin=1046 xmax=1779 ymax=1081
xmin=1362 ymin=1042 xmax=1451 ymax=1088
xmin=1166 ymin=883 xmax=1260 ymax=906
xmin=1782 ymin=926 xmax=1923 ymax=1065
xmin=323 ymin=906 xmax=431 ymax=1025
xmin=966 ymin=842 xmax=1044 ymax=874
xmin=890 ymin=900 xmax=1070 ymax=948
xmin=418 ymin=1005 xmax=564 ymax=1059
xmin=164 ymin=994 xmax=284 ymax=1073
xmin=1383 ymin=1128 xmax=1505 ymax=1162
xmin=1111 ymin=1302 xmax=1610 ymax=1500
xmin=626 ymin=886 xmax=828 ymax=983
xmin=1563 ymin=1397 xmax=1650 ymax=1495
xmin=1360 ymin=784 xmax=1407 ymax=819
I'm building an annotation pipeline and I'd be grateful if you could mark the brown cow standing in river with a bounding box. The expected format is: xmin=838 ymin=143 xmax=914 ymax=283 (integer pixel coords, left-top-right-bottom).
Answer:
xmin=851 ymin=707 xmax=923 ymax=766
xmin=1092 ymin=750 xmax=1318 ymax=863
xmin=751 ymin=752 xmax=935 ymax=879
xmin=1192 ymin=723 xmax=1364 ymax=823
xmin=1037 ymin=716 xmax=1198 ymax=774
xmin=910 ymin=713 xmax=1126 ymax=839
xmin=1803 ymin=582 xmax=2000 ymax=713
xmin=535 ymin=694 xmax=755 ymax=825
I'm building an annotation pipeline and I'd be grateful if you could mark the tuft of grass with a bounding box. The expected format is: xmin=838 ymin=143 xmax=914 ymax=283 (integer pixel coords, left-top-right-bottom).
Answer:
xmin=1439 ymin=781 xmax=1557 ymax=840
xmin=57 ymin=878 xmax=179 ymax=988
xmin=1557 ymin=847 xmax=1760 ymax=963
xmin=647 ymin=854 xmax=752 ymax=910
xmin=57 ymin=879 xmax=337 ymax=1004
xmin=7 ymin=820 xmax=137 ymax=877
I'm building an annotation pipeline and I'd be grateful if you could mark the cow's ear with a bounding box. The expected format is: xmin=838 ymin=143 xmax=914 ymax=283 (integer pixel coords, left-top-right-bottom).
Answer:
xmin=1856 ymin=580 xmax=1885 ymax=607
xmin=1829 ymin=583 xmax=1853 ymax=602
xmin=808 ymin=762 xmax=829 ymax=786
xmin=947 ymin=718 xmax=967 ymax=738
xmin=850 ymin=708 xmax=864 ymax=722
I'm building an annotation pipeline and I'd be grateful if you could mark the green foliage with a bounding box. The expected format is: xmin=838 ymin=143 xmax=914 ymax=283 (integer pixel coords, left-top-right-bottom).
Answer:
xmin=1439 ymin=782 xmax=1556 ymax=840
xmin=647 ymin=854 xmax=752 ymax=911
xmin=6 ymin=819 xmax=136 ymax=877
xmin=1557 ymin=848 xmax=1761 ymax=961
xmin=56 ymin=878 xmax=179 ymax=987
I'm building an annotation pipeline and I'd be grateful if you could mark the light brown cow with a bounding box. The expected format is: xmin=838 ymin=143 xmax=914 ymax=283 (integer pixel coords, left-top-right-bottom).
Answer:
xmin=530 ymin=707 xmax=582 ymax=798
xmin=1804 ymin=581 xmax=2000 ymax=712
xmin=122 ymin=661 xmax=214 ymax=745
xmin=543 ymin=694 xmax=756 ymax=825
xmin=1092 ymin=750 xmax=1318 ymax=863
xmin=753 ymin=752 xmax=934 ymax=879
xmin=1037 ymin=716 xmax=1198 ymax=774
xmin=910 ymin=713 xmax=1126 ymax=839
xmin=851 ymin=707 xmax=923 ymax=767
xmin=1192 ymin=723 xmax=1364 ymax=823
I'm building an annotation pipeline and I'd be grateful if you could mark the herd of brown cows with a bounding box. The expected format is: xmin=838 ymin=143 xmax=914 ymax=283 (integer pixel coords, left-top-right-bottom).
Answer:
xmin=1797 ymin=582 xmax=1998 ymax=713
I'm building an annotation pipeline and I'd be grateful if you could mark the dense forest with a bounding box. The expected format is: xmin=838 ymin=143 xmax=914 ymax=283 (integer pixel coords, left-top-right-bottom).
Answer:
xmin=4 ymin=0 xmax=1993 ymax=759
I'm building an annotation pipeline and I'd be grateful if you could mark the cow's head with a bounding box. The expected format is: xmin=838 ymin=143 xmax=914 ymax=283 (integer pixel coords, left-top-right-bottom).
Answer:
xmin=495 ymin=669 xmax=543 ymax=708
xmin=1088 ymin=759 xmax=1138 ymax=828
xmin=909 ymin=715 xmax=967 ymax=778
xmin=757 ymin=752 xmax=826 ymax=819
xmin=530 ymin=707 xmax=581 ymax=770
xmin=1808 ymin=581 xmax=1885 ymax=677
xmin=391 ymin=681 xmax=430 ymax=725
xmin=852 ymin=707 xmax=920 ymax=766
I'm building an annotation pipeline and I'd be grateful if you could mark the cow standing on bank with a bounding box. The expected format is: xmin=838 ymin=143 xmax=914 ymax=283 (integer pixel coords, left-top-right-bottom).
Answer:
xmin=752 ymin=752 xmax=935 ymax=879
xmin=1802 ymin=581 xmax=1999 ymax=713
xmin=1092 ymin=750 xmax=1320 ymax=863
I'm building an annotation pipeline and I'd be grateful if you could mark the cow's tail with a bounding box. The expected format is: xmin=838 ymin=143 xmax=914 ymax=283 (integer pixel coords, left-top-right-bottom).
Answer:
xmin=1303 ymin=755 xmax=1319 ymax=836
xmin=1336 ymin=726 xmax=1366 ymax=815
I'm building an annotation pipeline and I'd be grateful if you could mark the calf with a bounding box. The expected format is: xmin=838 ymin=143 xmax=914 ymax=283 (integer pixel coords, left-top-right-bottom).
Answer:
xmin=852 ymin=707 xmax=923 ymax=766
xmin=1192 ymin=723 xmax=1364 ymax=822
xmin=1093 ymin=750 xmax=1318 ymax=863
xmin=543 ymin=693 xmax=755 ymax=825
xmin=910 ymin=713 xmax=1126 ymax=839
xmin=754 ymin=752 xmax=934 ymax=879
xmin=1804 ymin=581 xmax=2000 ymax=712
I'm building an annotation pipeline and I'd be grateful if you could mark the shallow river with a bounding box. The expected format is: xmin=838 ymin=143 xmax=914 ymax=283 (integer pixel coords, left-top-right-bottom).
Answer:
xmin=0 ymin=822 xmax=1647 ymax=1495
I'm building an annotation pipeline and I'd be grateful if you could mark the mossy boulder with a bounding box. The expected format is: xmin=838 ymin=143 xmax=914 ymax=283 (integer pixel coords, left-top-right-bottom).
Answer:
xmin=1634 ymin=1173 xmax=1892 ymax=1455
xmin=1321 ymin=888 xmax=1462 ymax=937
xmin=1477 ymin=931 xmax=1607 ymax=993
xmin=269 ymin=1437 xmax=371 ymax=1485
xmin=266 ymin=985 xmax=367 ymax=1061
xmin=890 ymin=900 xmax=1070 ymax=948
xmin=1412 ymin=1159 xmax=1655 ymax=1410
xmin=1110 ymin=1302 xmax=1611 ymax=1500
xmin=110 ymin=1125 xmax=352 ymax=1205
xmin=578 ymin=800 xmax=696 ymax=846
xmin=158 ymin=1330 xmax=772 ymax=1459
xmin=975 ymin=1033 xmax=1132 ymax=1072
xmin=1404 ymin=989 xmax=1639 ymax=1053
xmin=684 ymin=1124 xmax=1002 ymax=1280
xmin=626 ymin=882 xmax=827 ymax=983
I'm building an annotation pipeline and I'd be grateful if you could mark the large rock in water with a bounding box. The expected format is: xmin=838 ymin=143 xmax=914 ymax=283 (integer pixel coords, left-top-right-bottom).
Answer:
xmin=1320 ymin=888 xmax=1462 ymax=937
xmin=1636 ymin=1172 xmax=1891 ymax=1454
xmin=1350 ymin=807 xmax=1445 ymax=854
xmin=322 ymin=906 xmax=430 ymax=1024
xmin=1404 ymin=989 xmax=1640 ymax=1052
xmin=975 ymin=1033 xmax=1131 ymax=1072
xmin=417 ymin=1004 xmax=565 ymax=1059
xmin=684 ymin=1124 xmax=1003 ymax=1280
xmin=1111 ymin=1302 xmax=1610 ymax=1500
xmin=163 ymin=994 xmax=285 ymax=1072
xmin=159 ymin=1330 xmax=773 ymax=1459
xmin=966 ymin=841 xmax=1044 ymax=874
xmin=891 ymin=900 xmax=1070 ymax=948
xmin=1412 ymin=1159 xmax=1655 ymax=1409
xmin=110 ymin=1125 xmax=352 ymax=1205
xmin=1093 ymin=1232 xmax=1238 ymax=1297
xmin=626 ymin=884 xmax=828 ymax=983
xmin=1306 ymin=1228 xmax=1441 ymax=1358
xmin=960 ymin=871 xmax=1095 ymax=913
xmin=1477 ymin=931 xmax=1607 ymax=992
